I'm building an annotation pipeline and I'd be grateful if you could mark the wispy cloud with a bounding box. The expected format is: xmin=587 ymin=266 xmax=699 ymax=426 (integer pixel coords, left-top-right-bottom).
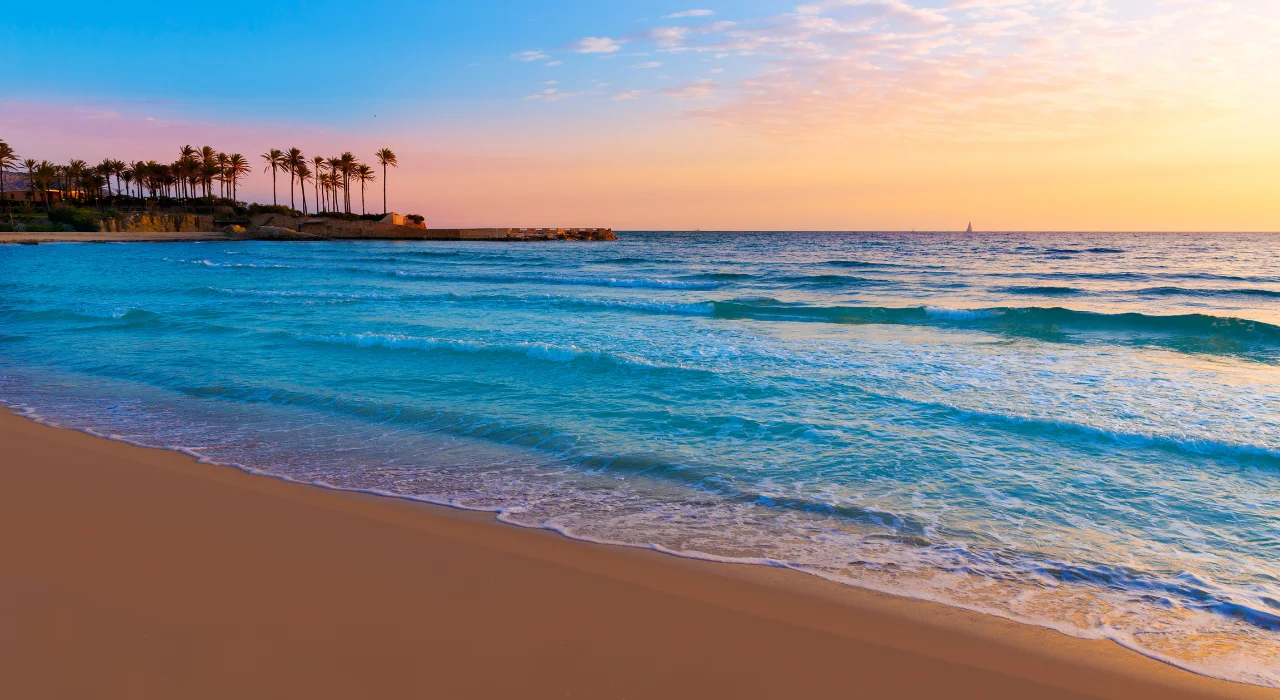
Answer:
xmin=663 ymin=79 xmax=717 ymax=99
xmin=632 ymin=61 xmax=663 ymax=69
xmin=593 ymin=0 xmax=1280 ymax=140
xmin=524 ymin=88 xmax=584 ymax=101
xmin=511 ymin=50 xmax=548 ymax=62
xmin=664 ymin=9 xmax=715 ymax=18
xmin=612 ymin=89 xmax=648 ymax=101
xmin=571 ymin=37 xmax=622 ymax=54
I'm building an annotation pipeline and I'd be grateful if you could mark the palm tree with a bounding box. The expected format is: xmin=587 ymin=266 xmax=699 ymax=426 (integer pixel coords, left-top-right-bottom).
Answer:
xmin=338 ymin=152 xmax=358 ymax=213
xmin=294 ymin=162 xmax=312 ymax=215
xmin=283 ymin=147 xmax=305 ymax=212
xmin=215 ymin=152 xmax=230 ymax=199
xmin=129 ymin=161 xmax=148 ymax=198
xmin=326 ymin=157 xmax=343 ymax=212
xmin=32 ymin=160 xmax=57 ymax=211
xmin=66 ymin=160 xmax=87 ymax=202
xmin=261 ymin=148 xmax=284 ymax=205
xmin=98 ymin=159 xmax=115 ymax=197
xmin=0 ymin=140 xmax=17 ymax=199
xmin=120 ymin=168 xmax=135 ymax=201
xmin=228 ymin=154 xmax=251 ymax=201
xmin=374 ymin=148 xmax=397 ymax=215
xmin=178 ymin=146 xmax=197 ymax=199
xmin=23 ymin=158 xmax=37 ymax=201
xmin=311 ymin=156 xmax=326 ymax=213
xmin=354 ymin=163 xmax=376 ymax=215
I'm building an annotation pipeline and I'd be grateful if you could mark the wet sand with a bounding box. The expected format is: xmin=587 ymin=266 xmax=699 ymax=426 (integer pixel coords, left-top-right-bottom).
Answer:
xmin=2 ymin=407 xmax=1275 ymax=700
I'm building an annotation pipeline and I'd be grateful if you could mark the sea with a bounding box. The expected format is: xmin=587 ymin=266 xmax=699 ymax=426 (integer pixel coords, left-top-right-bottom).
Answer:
xmin=1 ymin=231 xmax=1277 ymax=686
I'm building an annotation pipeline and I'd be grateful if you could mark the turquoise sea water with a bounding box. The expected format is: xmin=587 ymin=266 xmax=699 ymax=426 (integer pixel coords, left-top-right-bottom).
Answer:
xmin=1 ymin=232 xmax=1278 ymax=685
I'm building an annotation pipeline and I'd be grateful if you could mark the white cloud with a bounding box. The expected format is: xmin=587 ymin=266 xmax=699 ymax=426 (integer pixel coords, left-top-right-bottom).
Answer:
xmin=545 ymin=60 xmax=564 ymax=67
xmin=664 ymin=9 xmax=715 ymax=18
xmin=511 ymin=50 xmax=548 ymax=62
xmin=541 ymin=80 xmax=559 ymax=85
xmin=650 ymin=26 xmax=692 ymax=50
xmin=510 ymin=0 xmax=1280 ymax=140
xmin=571 ymin=37 xmax=622 ymax=53
xmin=524 ymin=88 xmax=584 ymax=101
xmin=663 ymin=79 xmax=717 ymax=99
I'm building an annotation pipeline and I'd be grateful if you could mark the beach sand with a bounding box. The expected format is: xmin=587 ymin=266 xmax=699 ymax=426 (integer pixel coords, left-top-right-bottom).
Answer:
xmin=2 ymin=406 xmax=1275 ymax=700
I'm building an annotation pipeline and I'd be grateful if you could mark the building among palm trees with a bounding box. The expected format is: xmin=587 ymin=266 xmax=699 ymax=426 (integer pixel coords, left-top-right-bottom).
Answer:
xmin=1 ymin=171 xmax=77 ymax=203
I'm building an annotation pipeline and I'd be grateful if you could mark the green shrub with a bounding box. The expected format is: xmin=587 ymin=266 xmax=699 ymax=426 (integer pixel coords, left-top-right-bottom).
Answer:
xmin=405 ymin=214 xmax=425 ymax=226
xmin=48 ymin=206 xmax=107 ymax=232
xmin=248 ymin=203 xmax=296 ymax=216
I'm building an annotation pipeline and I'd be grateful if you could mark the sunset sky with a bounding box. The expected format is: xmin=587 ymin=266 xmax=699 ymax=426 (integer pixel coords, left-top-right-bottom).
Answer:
xmin=3 ymin=0 xmax=1279 ymax=231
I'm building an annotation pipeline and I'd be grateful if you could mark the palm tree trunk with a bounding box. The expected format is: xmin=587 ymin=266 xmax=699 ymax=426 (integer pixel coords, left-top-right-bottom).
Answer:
xmin=382 ymin=163 xmax=387 ymax=214
xmin=361 ymin=181 xmax=366 ymax=215
xmin=271 ymin=167 xmax=278 ymax=205
xmin=289 ymin=171 xmax=295 ymax=211
xmin=301 ymin=180 xmax=308 ymax=216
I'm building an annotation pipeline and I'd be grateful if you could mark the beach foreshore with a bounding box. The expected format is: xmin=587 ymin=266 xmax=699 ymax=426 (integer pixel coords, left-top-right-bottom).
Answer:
xmin=1 ymin=406 xmax=1274 ymax=700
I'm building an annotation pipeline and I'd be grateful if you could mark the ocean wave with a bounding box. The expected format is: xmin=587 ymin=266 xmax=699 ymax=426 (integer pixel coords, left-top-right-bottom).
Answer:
xmin=821 ymin=259 xmax=911 ymax=269
xmin=165 ymin=257 xmax=293 ymax=270
xmin=1040 ymin=247 xmax=1126 ymax=255
xmin=392 ymin=270 xmax=723 ymax=290
xmin=997 ymin=270 xmax=1280 ymax=284
xmin=1135 ymin=286 xmax=1280 ymax=299
xmin=709 ymin=301 xmax=1280 ymax=358
xmin=998 ymin=285 xmax=1086 ymax=296
xmin=297 ymin=332 xmax=666 ymax=369
xmin=775 ymin=274 xmax=889 ymax=289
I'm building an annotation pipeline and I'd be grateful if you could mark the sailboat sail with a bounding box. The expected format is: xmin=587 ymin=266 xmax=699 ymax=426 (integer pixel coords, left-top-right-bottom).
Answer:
xmin=966 ymin=222 xmax=973 ymax=233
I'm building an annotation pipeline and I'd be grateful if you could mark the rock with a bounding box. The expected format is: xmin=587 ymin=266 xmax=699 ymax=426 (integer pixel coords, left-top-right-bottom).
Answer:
xmin=223 ymin=225 xmax=247 ymax=234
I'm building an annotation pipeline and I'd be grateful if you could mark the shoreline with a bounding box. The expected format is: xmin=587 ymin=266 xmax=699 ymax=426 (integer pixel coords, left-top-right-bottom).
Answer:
xmin=2 ymin=404 xmax=1277 ymax=699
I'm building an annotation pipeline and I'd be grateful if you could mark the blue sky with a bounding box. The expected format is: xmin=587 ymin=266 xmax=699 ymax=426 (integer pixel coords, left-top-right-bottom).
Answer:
xmin=3 ymin=1 xmax=784 ymax=128
xmin=4 ymin=1 xmax=1279 ymax=230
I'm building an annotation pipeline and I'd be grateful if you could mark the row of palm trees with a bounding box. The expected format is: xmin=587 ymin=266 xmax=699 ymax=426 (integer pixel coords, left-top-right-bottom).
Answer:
xmin=260 ymin=148 xmax=397 ymax=216
xmin=0 ymin=139 xmax=400 ymax=217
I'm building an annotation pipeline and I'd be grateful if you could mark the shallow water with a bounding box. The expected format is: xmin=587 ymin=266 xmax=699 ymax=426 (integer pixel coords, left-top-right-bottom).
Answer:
xmin=1 ymin=232 xmax=1277 ymax=686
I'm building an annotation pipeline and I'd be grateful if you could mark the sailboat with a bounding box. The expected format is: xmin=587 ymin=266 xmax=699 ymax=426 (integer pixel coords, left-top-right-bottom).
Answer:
xmin=966 ymin=222 xmax=973 ymax=233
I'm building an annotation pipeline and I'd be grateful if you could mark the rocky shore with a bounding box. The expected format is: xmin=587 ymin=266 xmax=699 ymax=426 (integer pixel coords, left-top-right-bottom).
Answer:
xmin=0 ymin=212 xmax=616 ymax=244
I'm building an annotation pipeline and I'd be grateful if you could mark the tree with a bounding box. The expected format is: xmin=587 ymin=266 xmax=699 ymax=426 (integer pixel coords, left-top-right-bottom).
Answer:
xmin=215 ymin=153 xmax=230 ymax=199
xmin=311 ymin=156 xmax=326 ymax=213
xmin=23 ymin=159 xmax=37 ymax=200
xmin=0 ymin=140 xmax=17 ymax=200
xmin=121 ymin=168 xmax=135 ymax=200
xmin=295 ymin=162 xmax=312 ymax=216
xmin=327 ymin=157 xmax=343 ymax=212
xmin=261 ymin=148 xmax=284 ymax=205
xmin=98 ymin=159 xmax=115 ymax=197
xmin=338 ymin=152 xmax=356 ymax=213
xmin=283 ymin=147 xmax=305 ymax=212
xmin=374 ymin=148 xmax=397 ymax=215
xmin=355 ymin=163 xmax=375 ymax=215
xmin=32 ymin=160 xmax=57 ymax=211
xmin=66 ymin=160 xmax=87 ymax=202
xmin=228 ymin=154 xmax=251 ymax=201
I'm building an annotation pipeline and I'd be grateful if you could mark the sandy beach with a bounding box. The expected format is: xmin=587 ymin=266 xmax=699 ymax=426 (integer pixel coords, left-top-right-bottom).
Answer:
xmin=0 ymin=406 xmax=1275 ymax=700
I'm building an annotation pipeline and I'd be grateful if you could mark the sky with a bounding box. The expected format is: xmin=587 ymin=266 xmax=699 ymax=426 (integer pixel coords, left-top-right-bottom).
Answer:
xmin=2 ymin=0 xmax=1279 ymax=231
